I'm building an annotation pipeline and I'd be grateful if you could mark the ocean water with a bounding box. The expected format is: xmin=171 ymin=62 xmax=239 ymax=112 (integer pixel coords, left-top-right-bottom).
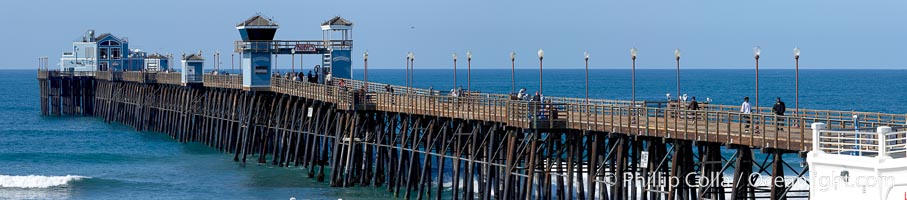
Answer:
xmin=2 ymin=69 xmax=906 ymax=199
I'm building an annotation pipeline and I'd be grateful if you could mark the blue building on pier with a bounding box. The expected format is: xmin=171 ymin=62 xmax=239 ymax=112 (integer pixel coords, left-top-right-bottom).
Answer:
xmin=60 ymin=30 xmax=170 ymax=72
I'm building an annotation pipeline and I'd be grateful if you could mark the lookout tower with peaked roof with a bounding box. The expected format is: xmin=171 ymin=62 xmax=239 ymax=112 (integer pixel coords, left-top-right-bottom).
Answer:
xmin=233 ymin=14 xmax=354 ymax=88
xmin=236 ymin=14 xmax=279 ymax=91
xmin=320 ymin=16 xmax=354 ymax=81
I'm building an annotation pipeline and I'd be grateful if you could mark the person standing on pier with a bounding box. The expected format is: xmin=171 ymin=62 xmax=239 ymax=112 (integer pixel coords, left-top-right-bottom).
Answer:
xmin=772 ymin=97 xmax=786 ymax=130
xmin=531 ymin=91 xmax=543 ymax=119
xmin=307 ymin=70 xmax=313 ymax=83
xmin=687 ymin=96 xmax=700 ymax=119
xmin=385 ymin=84 xmax=395 ymax=105
xmin=741 ymin=96 xmax=752 ymax=132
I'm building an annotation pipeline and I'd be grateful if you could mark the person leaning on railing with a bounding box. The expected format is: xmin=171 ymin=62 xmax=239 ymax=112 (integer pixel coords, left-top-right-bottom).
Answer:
xmin=772 ymin=97 xmax=786 ymax=131
xmin=384 ymin=84 xmax=395 ymax=105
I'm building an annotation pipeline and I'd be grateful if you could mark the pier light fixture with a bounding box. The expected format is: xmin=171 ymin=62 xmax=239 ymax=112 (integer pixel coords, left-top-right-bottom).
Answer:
xmin=537 ymin=49 xmax=544 ymax=95
xmin=215 ymin=51 xmax=221 ymax=71
xmin=675 ymin=48 xmax=681 ymax=103
xmin=363 ymin=51 xmax=368 ymax=89
xmin=410 ymin=52 xmax=414 ymax=91
xmin=406 ymin=52 xmax=411 ymax=90
xmin=584 ymin=51 xmax=589 ymax=104
xmin=510 ymin=51 xmax=516 ymax=94
xmin=754 ymin=46 xmax=761 ymax=113
xmin=794 ymin=47 xmax=800 ymax=116
xmin=467 ymin=51 xmax=472 ymax=93
xmin=630 ymin=48 xmax=637 ymax=107
xmin=452 ymin=53 xmax=457 ymax=89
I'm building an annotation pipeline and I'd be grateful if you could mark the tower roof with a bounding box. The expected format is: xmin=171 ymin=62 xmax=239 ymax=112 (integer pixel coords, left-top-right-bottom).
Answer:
xmin=182 ymin=52 xmax=204 ymax=61
xmin=321 ymin=16 xmax=353 ymax=26
xmin=94 ymin=33 xmax=112 ymax=41
xmin=237 ymin=15 xmax=279 ymax=28
xmin=146 ymin=53 xmax=168 ymax=59
xmin=93 ymin=33 xmax=125 ymax=42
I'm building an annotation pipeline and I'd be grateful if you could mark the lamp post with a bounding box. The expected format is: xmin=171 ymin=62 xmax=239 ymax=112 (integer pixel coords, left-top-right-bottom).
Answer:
xmin=537 ymin=49 xmax=544 ymax=96
xmin=754 ymin=46 xmax=761 ymax=113
xmin=794 ymin=47 xmax=800 ymax=116
xmin=215 ymin=51 xmax=221 ymax=71
xmin=453 ymin=53 xmax=457 ymax=90
xmin=410 ymin=52 xmax=415 ymax=109
xmin=364 ymin=51 xmax=369 ymax=90
xmin=674 ymin=48 xmax=681 ymax=102
xmin=467 ymin=51 xmax=472 ymax=93
xmin=584 ymin=51 xmax=589 ymax=104
xmin=511 ymin=51 xmax=516 ymax=94
xmin=630 ymin=48 xmax=637 ymax=107
xmin=406 ymin=52 xmax=412 ymax=89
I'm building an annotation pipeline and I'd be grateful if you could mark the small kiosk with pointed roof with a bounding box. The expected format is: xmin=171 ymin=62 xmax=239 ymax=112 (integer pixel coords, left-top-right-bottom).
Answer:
xmin=181 ymin=52 xmax=204 ymax=85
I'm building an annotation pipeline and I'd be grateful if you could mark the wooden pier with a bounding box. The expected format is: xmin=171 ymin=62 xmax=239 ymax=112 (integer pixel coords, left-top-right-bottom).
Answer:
xmin=37 ymin=69 xmax=907 ymax=200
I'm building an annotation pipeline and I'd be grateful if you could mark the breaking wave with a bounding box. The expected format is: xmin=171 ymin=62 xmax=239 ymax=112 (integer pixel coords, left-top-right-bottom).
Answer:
xmin=0 ymin=175 xmax=88 ymax=188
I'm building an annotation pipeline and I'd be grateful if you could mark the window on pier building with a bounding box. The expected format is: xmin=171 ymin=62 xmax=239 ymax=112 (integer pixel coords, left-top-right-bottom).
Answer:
xmin=111 ymin=48 xmax=121 ymax=59
xmin=99 ymin=61 xmax=109 ymax=71
xmin=100 ymin=48 xmax=108 ymax=59
xmin=85 ymin=47 xmax=94 ymax=58
xmin=100 ymin=41 xmax=120 ymax=46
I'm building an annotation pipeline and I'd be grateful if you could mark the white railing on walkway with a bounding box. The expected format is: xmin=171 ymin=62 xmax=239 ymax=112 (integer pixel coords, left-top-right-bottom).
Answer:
xmin=812 ymin=123 xmax=907 ymax=158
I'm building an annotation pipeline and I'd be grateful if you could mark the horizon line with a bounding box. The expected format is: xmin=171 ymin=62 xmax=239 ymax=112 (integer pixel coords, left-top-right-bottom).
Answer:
xmin=3 ymin=67 xmax=904 ymax=70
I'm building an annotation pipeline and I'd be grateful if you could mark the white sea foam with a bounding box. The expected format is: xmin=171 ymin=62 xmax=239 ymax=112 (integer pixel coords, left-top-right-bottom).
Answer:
xmin=0 ymin=175 xmax=88 ymax=188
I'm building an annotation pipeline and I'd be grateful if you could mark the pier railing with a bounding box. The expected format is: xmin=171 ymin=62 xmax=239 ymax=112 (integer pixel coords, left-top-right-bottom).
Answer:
xmin=203 ymin=74 xmax=242 ymax=89
xmin=37 ymin=69 xmax=96 ymax=79
xmin=813 ymin=125 xmax=907 ymax=158
xmin=234 ymin=40 xmax=353 ymax=53
xmin=155 ymin=72 xmax=182 ymax=85
xmin=703 ymin=104 xmax=906 ymax=129
xmin=95 ymin=71 xmax=123 ymax=81
xmin=123 ymin=71 xmax=158 ymax=83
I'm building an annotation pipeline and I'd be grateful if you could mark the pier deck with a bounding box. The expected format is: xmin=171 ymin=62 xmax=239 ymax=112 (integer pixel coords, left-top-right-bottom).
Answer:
xmin=37 ymin=70 xmax=907 ymax=200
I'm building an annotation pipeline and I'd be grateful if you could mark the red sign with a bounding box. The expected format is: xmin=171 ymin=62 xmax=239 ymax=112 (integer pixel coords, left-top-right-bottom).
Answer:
xmin=294 ymin=44 xmax=316 ymax=53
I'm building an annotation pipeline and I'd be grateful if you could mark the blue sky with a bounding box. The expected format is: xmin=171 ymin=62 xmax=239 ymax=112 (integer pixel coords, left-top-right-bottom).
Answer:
xmin=1 ymin=0 xmax=904 ymax=69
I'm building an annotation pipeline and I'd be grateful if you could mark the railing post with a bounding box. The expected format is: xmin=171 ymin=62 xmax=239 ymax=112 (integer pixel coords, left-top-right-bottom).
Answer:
xmin=877 ymin=126 xmax=891 ymax=157
xmin=811 ymin=122 xmax=826 ymax=152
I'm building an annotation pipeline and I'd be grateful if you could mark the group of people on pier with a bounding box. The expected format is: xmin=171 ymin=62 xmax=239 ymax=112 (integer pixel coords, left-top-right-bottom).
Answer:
xmin=739 ymin=96 xmax=787 ymax=133
xmin=273 ymin=70 xmax=320 ymax=84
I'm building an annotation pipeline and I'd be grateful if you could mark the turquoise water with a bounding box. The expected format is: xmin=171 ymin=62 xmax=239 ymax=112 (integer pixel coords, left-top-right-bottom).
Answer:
xmin=2 ymin=69 xmax=906 ymax=199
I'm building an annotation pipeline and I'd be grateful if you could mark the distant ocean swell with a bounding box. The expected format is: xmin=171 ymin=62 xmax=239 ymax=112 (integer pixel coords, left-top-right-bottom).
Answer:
xmin=0 ymin=175 xmax=88 ymax=188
